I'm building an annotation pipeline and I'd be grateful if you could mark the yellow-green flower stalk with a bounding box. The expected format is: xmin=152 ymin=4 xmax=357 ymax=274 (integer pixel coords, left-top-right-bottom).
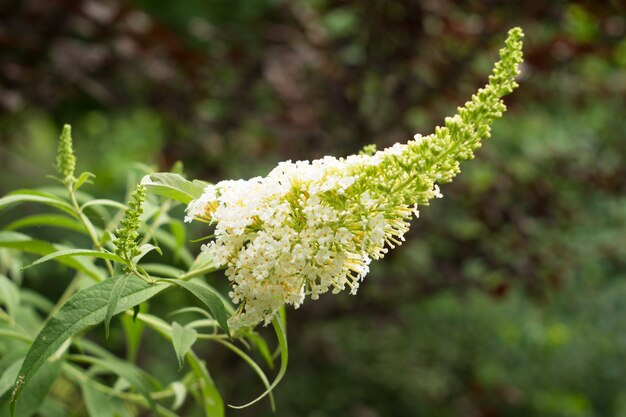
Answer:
xmin=186 ymin=28 xmax=524 ymax=330
xmin=114 ymin=185 xmax=146 ymax=264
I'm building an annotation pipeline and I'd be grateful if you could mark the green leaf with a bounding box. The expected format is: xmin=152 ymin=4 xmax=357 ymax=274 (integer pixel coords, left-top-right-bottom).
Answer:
xmin=0 ymin=329 xmax=31 ymax=344
xmin=74 ymin=172 xmax=95 ymax=191
xmin=141 ymin=173 xmax=208 ymax=204
xmin=121 ymin=305 xmax=146 ymax=363
xmin=105 ymin=273 xmax=131 ymax=339
xmin=0 ymin=191 xmax=76 ymax=217
xmin=38 ymin=397 xmax=68 ymax=417
xmin=168 ymin=280 xmax=230 ymax=337
xmin=81 ymin=380 xmax=125 ymax=417
xmin=189 ymin=251 xmax=215 ymax=273
xmin=229 ymin=315 xmax=288 ymax=410
xmin=167 ymin=219 xmax=189 ymax=264
xmin=0 ymin=358 xmax=23 ymax=398
xmin=116 ymin=311 xmax=223 ymax=417
xmin=4 ymin=214 xmax=85 ymax=233
xmin=168 ymin=306 xmax=216 ymax=321
xmin=171 ymin=322 xmax=198 ymax=369
xmin=12 ymin=360 xmax=63 ymax=417
xmin=169 ymin=220 xmax=186 ymax=250
xmin=70 ymin=355 xmax=160 ymax=410
xmin=247 ymin=333 xmax=275 ymax=370
xmin=22 ymin=249 xmax=125 ymax=270
xmin=10 ymin=275 xmax=167 ymax=410
xmin=140 ymin=264 xmax=183 ymax=278
xmin=214 ymin=339 xmax=275 ymax=410
xmin=81 ymin=199 xmax=128 ymax=211
xmin=183 ymin=251 xmax=224 ymax=283
xmin=0 ymin=232 xmax=104 ymax=281
xmin=187 ymin=352 xmax=224 ymax=417
xmin=0 ymin=274 xmax=20 ymax=319
xmin=133 ymin=244 xmax=162 ymax=263
xmin=170 ymin=381 xmax=187 ymax=410
xmin=20 ymin=290 xmax=54 ymax=314
xmin=154 ymin=406 xmax=182 ymax=417
xmin=152 ymin=229 xmax=194 ymax=267
xmin=99 ymin=230 xmax=113 ymax=246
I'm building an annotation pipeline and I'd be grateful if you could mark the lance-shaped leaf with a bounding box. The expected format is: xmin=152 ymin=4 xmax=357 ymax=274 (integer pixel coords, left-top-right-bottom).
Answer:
xmin=171 ymin=322 xmax=198 ymax=369
xmin=187 ymin=352 xmax=224 ymax=417
xmin=0 ymin=191 xmax=76 ymax=217
xmin=5 ymin=360 xmax=63 ymax=417
xmin=167 ymin=279 xmax=230 ymax=337
xmin=0 ymin=232 xmax=103 ymax=281
xmin=22 ymin=249 xmax=125 ymax=270
xmin=5 ymin=214 xmax=85 ymax=233
xmin=10 ymin=275 xmax=168 ymax=412
xmin=0 ymin=274 xmax=20 ymax=319
xmin=141 ymin=173 xmax=208 ymax=204
xmin=229 ymin=315 xmax=288 ymax=410
xmin=104 ymin=273 xmax=131 ymax=338
xmin=70 ymin=354 xmax=160 ymax=411
xmin=81 ymin=379 xmax=130 ymax=417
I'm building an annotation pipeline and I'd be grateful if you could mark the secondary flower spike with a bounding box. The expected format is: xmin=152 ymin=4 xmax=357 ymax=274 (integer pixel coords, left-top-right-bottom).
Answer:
xmin=186 ymin=28 xmax=524 ymax=330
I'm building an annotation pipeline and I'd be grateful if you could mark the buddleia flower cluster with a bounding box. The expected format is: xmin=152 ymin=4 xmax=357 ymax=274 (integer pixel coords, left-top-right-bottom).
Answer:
xmin=186 ymin=28 xmax=524 ymax=330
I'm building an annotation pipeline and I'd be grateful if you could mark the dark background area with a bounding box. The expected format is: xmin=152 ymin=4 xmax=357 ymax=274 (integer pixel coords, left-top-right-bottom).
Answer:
xmin=1 ymin=0 xmax=626 ymax=416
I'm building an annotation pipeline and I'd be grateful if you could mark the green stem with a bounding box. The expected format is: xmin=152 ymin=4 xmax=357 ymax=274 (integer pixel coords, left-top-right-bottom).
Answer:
xmin=68 ymin=185 xmax=115 ymax=277
xmin=62 ymin=361 xmax=195 ymax=404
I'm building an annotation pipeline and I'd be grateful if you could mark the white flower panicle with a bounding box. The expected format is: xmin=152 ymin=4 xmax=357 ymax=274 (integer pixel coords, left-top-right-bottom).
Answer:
xmin=185 ymin=28 xmax=524 ymax=330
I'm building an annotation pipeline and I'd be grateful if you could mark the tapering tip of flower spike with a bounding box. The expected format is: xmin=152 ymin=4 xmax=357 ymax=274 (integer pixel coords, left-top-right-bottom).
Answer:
xmin=114 ymin=185 xmax=146 ymax=263
xmin=56 ymin=124 xmax=76 ymax=184
xmin=186 ymin=28 xmax=524 ymax=330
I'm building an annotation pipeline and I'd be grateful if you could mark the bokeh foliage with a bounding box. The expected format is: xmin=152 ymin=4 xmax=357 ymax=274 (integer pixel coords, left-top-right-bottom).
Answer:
xmin=1 ymin=0 xmax=626 ymax=416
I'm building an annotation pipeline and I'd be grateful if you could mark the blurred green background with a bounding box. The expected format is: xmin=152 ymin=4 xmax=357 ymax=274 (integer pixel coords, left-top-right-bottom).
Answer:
xmin=1 ymin=0 xmax=626 ymax=416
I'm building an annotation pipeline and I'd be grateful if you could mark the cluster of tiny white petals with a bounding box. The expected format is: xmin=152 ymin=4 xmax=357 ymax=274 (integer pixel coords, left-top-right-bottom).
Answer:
xmin=186 ymin=141 xmax=436 ymax=330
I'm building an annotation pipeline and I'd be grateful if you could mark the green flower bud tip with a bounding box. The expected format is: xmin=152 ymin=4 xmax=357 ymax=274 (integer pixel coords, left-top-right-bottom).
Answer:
xmin=114 ymin=185 xmax=146 ymax=261
xmin=56 ymin=124 xmax=76 ymax=183
xmin=359 ymin=144 xmax=377 ymax=157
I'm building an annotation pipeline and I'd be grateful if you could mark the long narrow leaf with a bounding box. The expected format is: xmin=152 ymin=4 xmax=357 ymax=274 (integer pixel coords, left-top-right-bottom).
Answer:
xmin=0 ymin=192 xmax=75 ymax=217
xmin=0 ymin=232 xmax=104 ymax=281
xmin=167 ymin=279 xmax=230 ymax=337
xmin=152 ymin=229 xmax=194 ymax=267
xmin=81 ymin=379 xmax=128 ymax=417
xmin=0 ymin=329 xmax=31 ymax=343
xmin=170 ymin=381 xmax=187 ymax=411
xmin=69 ymin=354 xmax=160 ymax=410
xmin=247 ymin=333 xmax=275 ymax=371
xmin=215 ymin=339 xmax=275 ymax=410
xmin=0 ymin=359 xmax=23 ymax=398
xmin=0 ymin=274 xmax=20 ymax=319
xmin=11 ymin=360 xmax=63 ymax=417
xmin=10 ymin=275 xmax=168 ymax=412
xmin=229 ymin=315 xmax=288 ymax=409
xmin=5 ymin=214 xmax=85 ymax=233
xmin=120 ymin=304 xmax=147 ymax=363
xmin=22 ymin=249 xmax=124 ymax=270
xmin=116 ymin=310 xmax=224 ymax=417
xmin=74 ymin=172 xmax=95 ymax=191
xmin=105 ymin=274 xmax=131 ymax=338
xmin=81 ymin=199 xmax=128 ymax=211
xmin=187 ymin=352 xmax=224 ymax=417
xmin=141 ymin=173 xmax=208 ymax=204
